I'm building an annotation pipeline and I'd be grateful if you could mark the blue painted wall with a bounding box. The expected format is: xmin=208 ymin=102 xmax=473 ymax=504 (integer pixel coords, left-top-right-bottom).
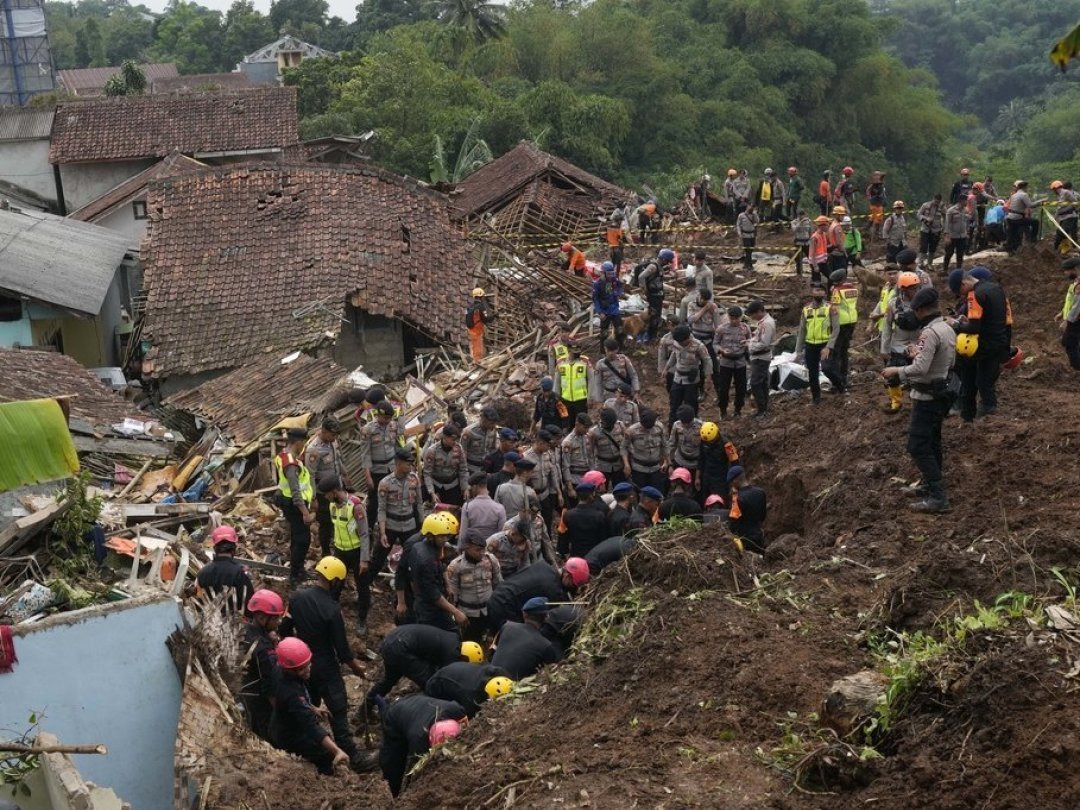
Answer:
xmin=2 ymin=595 xmax=185 ymax=808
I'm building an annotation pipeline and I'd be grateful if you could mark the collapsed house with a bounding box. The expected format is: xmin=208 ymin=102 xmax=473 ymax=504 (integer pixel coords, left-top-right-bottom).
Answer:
xmin=451 ymin=140 xmax=633 ymax=249
xmin=136 ymin=162 xmax=475 ymax=397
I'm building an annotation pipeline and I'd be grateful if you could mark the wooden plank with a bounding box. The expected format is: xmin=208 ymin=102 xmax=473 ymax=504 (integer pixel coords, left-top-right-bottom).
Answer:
xmin=121 ymin=503 xmax=210 ymax=519
xmin=71 ymin=434 xmax=174 ymax=458
xmin=0 ymin=500 xmax=70 ymax=557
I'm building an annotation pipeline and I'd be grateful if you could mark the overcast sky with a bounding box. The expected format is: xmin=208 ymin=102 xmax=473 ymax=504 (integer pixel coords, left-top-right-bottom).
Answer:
xmin=138 ymin=1 xmax=363 ymax=21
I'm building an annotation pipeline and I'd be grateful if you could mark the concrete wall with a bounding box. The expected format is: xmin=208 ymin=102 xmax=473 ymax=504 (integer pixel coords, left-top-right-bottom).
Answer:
xmin=0 ymin=139 xmax=57 ymax=206
xmin=92 ymin=203 xmax=146 ymax=248
xmin=2 ymin=595 xmax=185 ymax=810
xmin=57 ymin=161 xmax=154 ymax=212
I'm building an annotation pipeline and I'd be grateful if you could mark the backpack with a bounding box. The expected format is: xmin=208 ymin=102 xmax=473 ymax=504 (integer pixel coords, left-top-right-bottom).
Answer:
xmin=631 ymin=261 xmax=650 ymax=286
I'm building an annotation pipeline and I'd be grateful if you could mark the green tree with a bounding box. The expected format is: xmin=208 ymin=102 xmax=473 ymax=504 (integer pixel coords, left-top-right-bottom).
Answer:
xmin=222 ymin=0 xmax=276 ymax=63
xmin=283 ymin=51 xmax=362 ymax=118
xmin=269 ymin=0 xmax=328 ymax=34
xmin=74 ymin=17 xmax=107 ymax=67
xmin=104 ymin=59 xmax=147 ymax=96
xmin=150 ymin=1 xmax=226 ymax=73
xmin=355 ymin=0 xmax=436 ymax=48
xmin=437 ymin=0 xmax=507 ymax=43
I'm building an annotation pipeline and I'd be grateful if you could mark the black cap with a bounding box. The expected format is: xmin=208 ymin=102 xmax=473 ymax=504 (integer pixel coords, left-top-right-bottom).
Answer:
xmin=394 ymin=447 xmax=414 ymax=462
xmin=441 ymin=423 xmax=460 ymax=438
xmin=322 ymin=416 xmax=341 ymax=433
xmin=536 ymin=429 xmax=553 ymax=443
xmin=286 ymin=427 xmax=308 ymax=440
xmin=317 ymin=475 xmax=342 ymax=494
xmin=376 ymin=401 xmax=395 ymax=416
xmin=745 ymin=299 xmax=764 ymax=315
xmin=365 ymin=386 xmax=386 ymax=404
xmin=481 ymin=406 xmax=499 ymax=421
xmin=895 ymin=248 xmax=917 ymax=266
xmin=514 ymin=458 xmax=537 ymax=470
xmin=672 ymin=324 xmax=692 ymax=342
xmin=910 ymin=287 xmax=940 ymax=310
xmin=575 ymin=412 xmax=593 ymax=427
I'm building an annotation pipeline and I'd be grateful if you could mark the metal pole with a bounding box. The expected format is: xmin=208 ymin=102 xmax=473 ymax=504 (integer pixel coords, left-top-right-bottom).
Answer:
xmin=1 ymin=0 xmax=27 ymax=105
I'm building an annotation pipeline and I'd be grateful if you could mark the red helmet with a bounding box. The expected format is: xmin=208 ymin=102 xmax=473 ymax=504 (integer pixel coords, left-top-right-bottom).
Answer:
xmin=669 ymin=467 xmax=692 ymax=485
xmin=211 ymin=525 xmax=238 ymax=546
xmin=247 ymin=589 xmax=285 ymax=616
xmin=276 ymin=637 xmax=312 ymax=670
xmin=842 ymin=166 xmax=853 ymax=176
xmin=428 ymin=719 xmax=462 ymax=747
xmin=563 ymin=557 xmax=591 ymax=587
xmin=582 ymin=470 xmax=607 ymax=488
xmin=787 ymin=166 xmax=797 ymax=175
xmin=705 ymin=494 xmax=726 ymax=508
xmin=561 ymin=242 xmax=573 ymax=253
xmin=1002 ymin=346 xmax=1024 ymax=370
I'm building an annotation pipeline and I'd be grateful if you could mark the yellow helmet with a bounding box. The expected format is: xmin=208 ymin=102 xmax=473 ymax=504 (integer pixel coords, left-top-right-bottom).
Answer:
xmin=461 ymin=641 xmax=484 ymax=664
xmin=314 ymin=556 xmax=347 ymax=582
xmin=485 ymin=676 xmax=514 ymax=699
xmin=955 ymin=333 xmax=978 ymax=357
xmin=422 ymin=511 xmax=460 ymax=537
xmin=832 ymin=206 xmax=848 ymax=216
xmin=699 ymin=421 xmax=719 ymax=442
xmin=472 ymin=287 xmax=485 ymax=297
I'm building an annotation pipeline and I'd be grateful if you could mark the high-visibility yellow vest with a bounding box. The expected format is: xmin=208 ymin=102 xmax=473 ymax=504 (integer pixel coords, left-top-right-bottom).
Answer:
xmin=1064 ymin=283 xmax=1078 ymax=320
xmin=330 ymin=497 xmax=362 ymax=552
xmin=832 ymin=285 xmax=859 ymax=326
xmin=274 ymin=452 xmax=313 ymax=506
xmin=876 ymin=285 xmax=892 ymax=332
xmin=760 ymin=182 xmax=771 ymax=202
xmin=803 ymin=304 xmax=832 ymax=345
xmin=557 ymin=360 xmax=589 ymax=402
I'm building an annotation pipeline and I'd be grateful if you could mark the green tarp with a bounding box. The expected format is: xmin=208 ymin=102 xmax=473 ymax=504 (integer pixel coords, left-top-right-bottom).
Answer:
xmin=0 ymin=399 xmax=79 ymax=493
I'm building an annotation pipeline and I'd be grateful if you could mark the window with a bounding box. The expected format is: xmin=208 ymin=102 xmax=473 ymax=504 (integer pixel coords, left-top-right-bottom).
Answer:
xmin=0 ymin=294 xmax=22 ymax=322
xmin=132 ymin=200 xmax=148 ymax=220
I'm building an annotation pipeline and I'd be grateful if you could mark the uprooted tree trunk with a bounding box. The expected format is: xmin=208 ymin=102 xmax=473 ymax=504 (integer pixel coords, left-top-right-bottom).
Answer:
xmin=821 ymin=669 xmax=889 ymax=738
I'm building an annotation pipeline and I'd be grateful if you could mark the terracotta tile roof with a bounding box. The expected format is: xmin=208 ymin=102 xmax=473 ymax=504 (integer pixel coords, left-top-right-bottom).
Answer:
xmin=69 ymin=153 xmax=206 ymax=223
xmin=49 ymin=88 xmax=299 ymax=164
xmin=150 ymin=73 xmax=254 ymax=94
xmin=451 ymin=141 xmax=631 ymax=218
xmin=57 ymin=63 xmax=179 ymax=95
xmin=0 ymin=348 xmax=141 ymax=430
xmin=139 ymin=162 xmax=471 ymax=380
xmin=165 ymin=352 xmax=347 ymax=446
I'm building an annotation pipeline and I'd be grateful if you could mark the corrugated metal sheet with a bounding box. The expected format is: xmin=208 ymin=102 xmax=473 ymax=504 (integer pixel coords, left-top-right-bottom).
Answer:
xmin=0 ymin=208 xmax=131 ymax=315
xmin=0 ymin=108 xmax=55 ymax=142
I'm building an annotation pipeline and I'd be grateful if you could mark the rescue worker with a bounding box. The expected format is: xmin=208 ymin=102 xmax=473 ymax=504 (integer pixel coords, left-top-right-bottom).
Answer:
xmin=554 ymin=348 xmax=591 ymax=425
xmin=274 ymin=427 xmax=315 ymax=585
xmin=486 ymin=450 xmax=517 ymax=497
xmin=486 ymin=558 xmax=590 ymax=633
xmin=547 ymin=322 xmax=577 ymax=376
xmin=699 ymin=421 xmax=740 ymax=499
xmin=834 ymin=166 xmax=856 ymax=213
xmin=842 ymin=216 xmax=864 ymax=271
xmin=827 ymin=206 xmax=848 ymax=277
xmin=687 ymin=289 xmax=723 ymax=399
xmin=634 ymin=199 xmax=659 ymax=243
xmin=659 ymin=468 xmax=703 ymax=521
xmin=786 ymin=167 xmax=804 ymax=221
xmin=816 ymin=170 xmax=832 ymax=216
xmin=865 ymin=172 xmax=887 ymax=238
xmin=608 ymin=482 xmax=636 ymax=536
xmin=881 ymin=200 xmax=907 ymax=262
xmin=368 ymin=625 xmax=483 ymax=706
xmin=460 ymin=405 xmax=499 ymax=476
xmin=589 ymin=407 xmax=626 ymax=487
xmin=703 ymin=494 xmax=728 ymax=524
xmin=882 ymin=287 xmax=957 ymax=513
xmin=279 ymin=556 xmax=365 ymax=769
xmin=732 ymin=169 xmax=751 ymax=216
xmin=402 ymin=512 xmax=466 ymax=633
xmin=583 ymin=535 xmax=635 ymax=575
xmin=714 ymin=306 xmax=751 ymax=419
xmin=559 ymin=481 xmax=610 ymax=558
xmin=725 ymin=466 xmax=768 ymax=554
xmin=525 ymin=430 xmax=562 ymax=530
xmin=917 ymin=195 xmax=944 ymax=270
xmin=808 ymin=215 xmax=832 ymax=282
xmin=639 ymin=249 xmax=675 ymax=341
xmin=482 ymin=427 xmax=518 ymax=477
xmin=305 ymin=417 xmax=345 ymax=558
xmin=270 ymin=637 xmax=351 ymax=775
xmin=665 ymin=324 xmax=712 ymax=421
xmin=605 ymin=212 xmax=627 ymax=266
xmin=949 ymin=167 xmax=974 ymax=205
xmin=879 ymin=270 xmax=923 ymax=414
xmin=952 ymin=268 xmax=1010 ymax=421
xmin=657 ymin=316 xmax=678 ymax=391
xmin=592 ymin=338 xmax=639 ymax=402
xmin=1005 ymin=180 xmax=1040 ymax=254
xmin=422 ymin=422 xmax=468 ymax=507
xmin=1051 ymin=180 xmax=1080 ymax=253
xmin=377 ymin=694 xmax=467 ymax=797
xmin=592 ymin=263 xmax=625 ymax=347
xmin=492 ymin=597 xmax=560 ymax=679
xmin=561 ymin=242 xmax=588 ymax=276
xmin=622 ymin=409 xmax=669 ymax=493
xmin=465 ymin=288 xmax=494 ymax=362
xmin=794 ymin=282 xmax=842 ymax=404
xmin=746 ymin=299 xmax=775 ymax=418
xmin=943 ymin=198 xmax=970 ymax=270
xmin=792 ymin=210 xmax=812 ymax=276
xmin=494 ymin=457 xmax=538 ymax=518
xmin=868 ymin=264 xmax=899 ymax=340
xmin=604 ymin=383 xmax=639 ymax=428
xmin=358 ymin=400 xmax=404 ymax=533
xmin=668 ymin=404 xmax=703 ymax=491
xmin=625 ymin=486 xmax=661 ymax=534
xmin=533 ymin=376 xmax=562 ymax=432
xmin=240 ymin=588 xmax=284 ymax=740
xmin=829 ymin=268 xmax=860 ymax=393
xmin=737 ymin=204 xmax=759 ymax=271
xmin=444 ymin=531 xmax=501 ymax=644
xmin=458 ymin=472 xmax=506 ymax=550
xmin=318 ymin=476 xmax=368 ymax=598
xmin=692 ymin=249 xmax=714 ymax=296
xmin=1058 ymin=256 xmax=1080 ymax=370
xmin=560 ymin=413 xmax=596 ymax=496
xmin=425 ymin=662 xmax=512 ymax=718
xmin=197 ymin=525 xmax=254 ymax=610
xmin=486 ymin=516 xmax=532 ymax=580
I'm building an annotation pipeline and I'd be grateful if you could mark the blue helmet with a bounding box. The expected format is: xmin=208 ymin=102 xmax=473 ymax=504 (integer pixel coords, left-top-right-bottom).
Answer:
xmin=601 ymin=261 xmax=615 ymax=274
xmin=658 ymin=248 xmax=676 ymax=263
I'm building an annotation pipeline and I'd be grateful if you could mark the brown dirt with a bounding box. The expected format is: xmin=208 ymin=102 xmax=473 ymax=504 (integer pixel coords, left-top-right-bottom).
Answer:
xmin=223 ymin=238 xmax=1080 ymax=808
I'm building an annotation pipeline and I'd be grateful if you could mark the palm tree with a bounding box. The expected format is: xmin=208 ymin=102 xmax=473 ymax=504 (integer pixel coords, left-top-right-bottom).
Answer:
xmin=437 ymin=0 xmax=507 ymax=43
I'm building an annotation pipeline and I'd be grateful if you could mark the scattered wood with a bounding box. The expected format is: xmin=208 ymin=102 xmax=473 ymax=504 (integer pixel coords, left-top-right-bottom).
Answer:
xmin=0 ymin=742 xmax=107 ymax=755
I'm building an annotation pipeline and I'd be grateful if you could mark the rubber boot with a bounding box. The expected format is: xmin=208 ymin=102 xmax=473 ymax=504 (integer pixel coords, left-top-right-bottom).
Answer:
xmin=910 ymin=481 xmax=950 ymax=513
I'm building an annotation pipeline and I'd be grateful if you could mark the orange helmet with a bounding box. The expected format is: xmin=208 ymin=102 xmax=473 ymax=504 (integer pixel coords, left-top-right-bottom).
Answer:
xmin=897 ymin=272 xmax=921 ymax=289
xmin=1051 ymin=180 xmax=1064 ymax=190
xmin=972 ymin=182 xmax=984 ymax=191
xmin=561 ymin=242 xmax=572 ymax=252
